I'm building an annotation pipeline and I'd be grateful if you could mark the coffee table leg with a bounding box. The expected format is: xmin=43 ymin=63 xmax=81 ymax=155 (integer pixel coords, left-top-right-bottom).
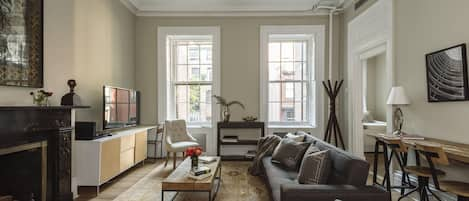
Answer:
xmin=161 ymin=190 xmax=164 ymax=201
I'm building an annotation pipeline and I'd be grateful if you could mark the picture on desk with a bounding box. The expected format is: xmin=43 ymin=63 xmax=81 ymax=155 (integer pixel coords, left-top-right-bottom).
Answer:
xmin=426 ymin=43 xmax=469 ymax=102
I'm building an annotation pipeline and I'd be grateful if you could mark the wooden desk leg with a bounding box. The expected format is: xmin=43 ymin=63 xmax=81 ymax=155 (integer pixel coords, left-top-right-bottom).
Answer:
xmin=373 ymin=139 xmax=380 ymax=185
xmin=383 ymin=143 xmax=391 ymax=192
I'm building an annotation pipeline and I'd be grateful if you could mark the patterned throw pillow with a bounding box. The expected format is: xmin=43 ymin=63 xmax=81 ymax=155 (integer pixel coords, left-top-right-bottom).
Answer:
xmin=271 ymin=138 xmax=310 ymax=170
xmin=297 ymin=150 xmax=331 ymax=184
xmin=285 ymin=133 xmax=305 ymax=142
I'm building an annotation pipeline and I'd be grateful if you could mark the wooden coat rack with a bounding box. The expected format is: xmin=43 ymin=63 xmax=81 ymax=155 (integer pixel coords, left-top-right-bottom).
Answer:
xmin=323 ymin=80 xmax=345 ymax=149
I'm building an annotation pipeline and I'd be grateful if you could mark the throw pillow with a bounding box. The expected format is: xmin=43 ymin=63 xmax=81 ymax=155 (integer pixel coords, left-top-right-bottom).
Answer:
xmin=297 ymin=150 xmax=331 ymax=184
xmin=271 ymin=138 xmax=310 ymax=170
xmin=285 ymin=133 xmax=305 ymax=142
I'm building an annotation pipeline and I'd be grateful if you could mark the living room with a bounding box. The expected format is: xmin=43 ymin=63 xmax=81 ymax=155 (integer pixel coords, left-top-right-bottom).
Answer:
xmin=1 ymin=0 xmax=469 ymax=201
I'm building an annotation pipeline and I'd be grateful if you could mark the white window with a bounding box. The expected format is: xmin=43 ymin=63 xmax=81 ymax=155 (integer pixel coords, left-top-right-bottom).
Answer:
xmin=172 ymin=39 xmax=213 ymax=124
xmin=158 ymin=27 xmax=220 ymax=129
xmin=260 ymin=26 xmax=325 ymax=129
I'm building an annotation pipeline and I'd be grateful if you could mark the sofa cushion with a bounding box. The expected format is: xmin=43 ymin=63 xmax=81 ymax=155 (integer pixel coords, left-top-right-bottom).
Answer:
xmin=262 ymin=157 xmax=297 ymax=201
xmin=314 ymin=139 xmax=370 ymax=185
xmin=271 ymin=138 xmax=310 ymax=170
xmin=297 ymin=150 xmax=331 ymax=184
xmin=285 ymin=133 xmax=305 ymax=142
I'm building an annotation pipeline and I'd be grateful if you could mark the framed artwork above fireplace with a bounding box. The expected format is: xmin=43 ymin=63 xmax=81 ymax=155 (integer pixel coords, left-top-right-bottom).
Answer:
xmin=0 ymin=0 xmax=44 ymax=88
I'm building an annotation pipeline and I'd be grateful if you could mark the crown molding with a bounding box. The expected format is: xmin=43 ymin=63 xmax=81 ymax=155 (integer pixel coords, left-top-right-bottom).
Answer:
xmin=136 ymin=10 xmax=329 ymax=17
xmin=120 ymin=0 xmax=138 ymax=15
xmin=119 ymin=0 xmax=333 ymax=17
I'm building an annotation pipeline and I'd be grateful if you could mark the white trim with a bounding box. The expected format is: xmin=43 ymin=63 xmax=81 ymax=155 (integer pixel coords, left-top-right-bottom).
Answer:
xmin=157 ymin=26 xmax=221 ymax=155
xmin=260 ymin=25 xmax=325 ymax=135
xmin=347 ymin=0 xmax=394 ymax=158
xmin=119 ymin=0 xmax=340 ymax=17
xmin=119 ymin=0 xmax=138 ymax=14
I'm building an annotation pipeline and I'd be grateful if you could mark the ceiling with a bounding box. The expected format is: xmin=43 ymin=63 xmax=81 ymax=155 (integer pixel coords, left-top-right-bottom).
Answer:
xmin=122 ymin=0 xmax=352 ymax=16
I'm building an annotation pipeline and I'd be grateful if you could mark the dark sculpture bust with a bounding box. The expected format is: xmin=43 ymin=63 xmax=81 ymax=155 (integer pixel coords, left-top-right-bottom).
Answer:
xmin=61 ymin=79 xmax=82 ymax=106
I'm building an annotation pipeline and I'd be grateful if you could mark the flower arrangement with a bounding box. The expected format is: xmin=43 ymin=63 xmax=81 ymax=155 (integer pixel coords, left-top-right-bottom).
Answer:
xmin=30 ymin=90 xmax=53 ymax=106
xmin=186 ymin=147 xmax=203 ymax=170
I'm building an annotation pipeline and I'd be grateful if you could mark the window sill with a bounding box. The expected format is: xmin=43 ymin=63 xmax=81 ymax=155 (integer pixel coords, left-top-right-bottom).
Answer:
xmin=187 ymin=125 xmax=212 ymax=129
xmin=268 ymin=124 xmax=316 ymax=129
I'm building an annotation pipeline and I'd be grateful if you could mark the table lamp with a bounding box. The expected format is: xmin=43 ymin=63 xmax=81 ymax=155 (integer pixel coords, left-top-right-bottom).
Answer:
xmin=386 ymin=86 xmax=410 ymax=136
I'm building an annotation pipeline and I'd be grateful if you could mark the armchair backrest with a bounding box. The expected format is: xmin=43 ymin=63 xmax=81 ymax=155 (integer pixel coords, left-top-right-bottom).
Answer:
xmin=164 ymin=120 xmax=191 ymax=145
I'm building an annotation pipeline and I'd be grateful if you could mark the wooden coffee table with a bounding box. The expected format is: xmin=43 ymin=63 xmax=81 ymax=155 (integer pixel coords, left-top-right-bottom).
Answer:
xmin=162 ymin=156 xmax=221 ymax=201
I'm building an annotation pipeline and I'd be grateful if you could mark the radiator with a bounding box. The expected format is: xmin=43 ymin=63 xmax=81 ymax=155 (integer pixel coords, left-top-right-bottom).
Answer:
xmin=191 ymin=133 xmax=207 ymax=151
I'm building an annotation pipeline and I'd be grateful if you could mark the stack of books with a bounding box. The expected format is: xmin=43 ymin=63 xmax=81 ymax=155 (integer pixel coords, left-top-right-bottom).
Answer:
xmin=188 ymin=166 xmax=212 ymax=180
xmin=199 ymin=156 xmax=217 ymax=164
xmin=221 ymin=136 xmax=238 ymax=143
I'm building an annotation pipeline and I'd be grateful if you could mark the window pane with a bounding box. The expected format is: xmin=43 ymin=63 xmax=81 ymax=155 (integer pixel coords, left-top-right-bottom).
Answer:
xmin=200 ymin=45 xmax=212 ymax=64
xmin=294 ymin=82 xmax=303 ymax=102
xmin=189 ymin=65 xmax=200 ymax=81
xmin=176 ymin=65 xmax=188 ymax=81
xmin=294 ymin=62 xmax=303 ymax=80
xmin=177 ymin=45 xmax=187 ymax=64
xmin=269 ymin=62 xmax=280 ymax=81
xmin=189 ymin=85 xmax=201 ymax=122
xmin=200 ymin=103 xmax=212 ymax=122
xmin=281 ymin=102 xmax=294 ymax=122
xmin=294 ymin=102 xmax=303 ymax=122
xmin=268 ymin=102 xmax=281 ymax=122
xmin=281 ymin=42 xmax=294 ymax=62
xmin=284 ymin=83 xmax=294 ymax=99
xmin=269 ymin=42 xmax=281 ymax=62
xmin=200 ymin=85 xmax=212 ymax=103
xmin=176 ymin=102 xmax=188 ymax=120
xmin=269 ymin=83 xmax=280 ymax=102
xmin=176 ymin=85 xmax=188 ymax=102
xmin=281 ymin=62 xmax=294 ymax=80
xmin=200 ymin=65 xmax=212 ymax=81
xmin=294 ymin=42 xmax=304 ymax=61
xmin=188 ymin=45 xmax=199 ymax=64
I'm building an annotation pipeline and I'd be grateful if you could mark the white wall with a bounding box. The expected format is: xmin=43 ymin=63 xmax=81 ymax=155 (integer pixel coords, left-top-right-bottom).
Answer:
xmin=0 ymin=0 xmax=136 ymax=130
xmin=365 ymin=53 xmax=386 ymax=121
xmin=395 ymin=0 xmax=469 ymax=144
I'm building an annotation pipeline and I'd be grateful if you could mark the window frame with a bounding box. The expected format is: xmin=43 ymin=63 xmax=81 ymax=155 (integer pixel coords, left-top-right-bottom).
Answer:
xmin=260 ymin=25 xmax=325 ymax=129
xmin=157 ymin=27 xmax=220 ymax=129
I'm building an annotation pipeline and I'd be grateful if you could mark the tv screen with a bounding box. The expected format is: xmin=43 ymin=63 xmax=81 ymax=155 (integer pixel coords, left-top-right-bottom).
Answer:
xmin=103 ymin=86 xmax=138 ymax=129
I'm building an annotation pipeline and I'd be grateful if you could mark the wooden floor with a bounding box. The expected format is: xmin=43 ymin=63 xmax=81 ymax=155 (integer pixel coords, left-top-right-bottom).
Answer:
xmin=75 ymin=155 xmax=440 ymax=201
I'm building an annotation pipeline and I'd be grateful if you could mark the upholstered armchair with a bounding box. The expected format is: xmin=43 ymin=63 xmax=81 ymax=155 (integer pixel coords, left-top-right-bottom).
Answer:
xmin=164 ymin=120 xmax=199 ymax=169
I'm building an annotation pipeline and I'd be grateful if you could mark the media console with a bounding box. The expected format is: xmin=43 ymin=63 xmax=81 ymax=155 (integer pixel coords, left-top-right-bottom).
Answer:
xmin=75 ymin=125 xmax=156 ymax=194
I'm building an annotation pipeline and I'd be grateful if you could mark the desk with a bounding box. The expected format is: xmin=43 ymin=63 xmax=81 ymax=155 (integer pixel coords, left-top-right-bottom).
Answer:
xmin=366 ymin=132 xmax=469 ymax=164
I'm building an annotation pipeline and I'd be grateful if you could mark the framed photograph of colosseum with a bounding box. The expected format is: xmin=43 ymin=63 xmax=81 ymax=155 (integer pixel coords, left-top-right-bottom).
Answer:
xmin=426 ymin=44 xmax=469 ymax=102
xmin=0 ymin=0 xmax=43 ymax=88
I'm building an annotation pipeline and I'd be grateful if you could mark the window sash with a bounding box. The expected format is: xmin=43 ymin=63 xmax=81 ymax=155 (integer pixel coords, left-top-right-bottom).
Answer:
xmin=267 ymin=39 xmax=312 ymax=124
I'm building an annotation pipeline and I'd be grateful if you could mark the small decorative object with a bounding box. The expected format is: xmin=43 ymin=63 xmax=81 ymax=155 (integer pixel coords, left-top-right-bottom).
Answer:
xmin=426 ymin=44 xmax=469 ymax=102
xmin=387 ymin=86 xmax=411 ymax=136
xmin=323 ymin=80 xmax=345 ymax=149
xmin=212 ymin=95 xmax=245 ymax=122
xmin=0 ymin=0 xmax=44 ymax=87
xmin=30 ymin=90 xmax=53 ymax=106
xmin=242 ymin=115 xmax=258 ymax=122
xmin=185 ymin=147 xmax=203 ymax=170
xmin=61 ymin=79 xmax=82 ymax=106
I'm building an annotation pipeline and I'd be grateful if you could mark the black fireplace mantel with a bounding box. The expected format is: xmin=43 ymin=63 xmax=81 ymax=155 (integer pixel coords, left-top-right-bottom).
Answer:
xmin=0 ymin=106 xmax=89 ymax=201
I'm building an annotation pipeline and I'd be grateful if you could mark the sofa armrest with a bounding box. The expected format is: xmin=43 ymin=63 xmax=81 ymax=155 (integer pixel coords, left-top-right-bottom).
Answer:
xmin=281 ymin=184 xmax=391 ymax=201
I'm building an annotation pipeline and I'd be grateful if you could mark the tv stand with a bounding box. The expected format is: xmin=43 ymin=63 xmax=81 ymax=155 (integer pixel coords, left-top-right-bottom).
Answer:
xmin=75 ymin=125 xmax=156 ymax=194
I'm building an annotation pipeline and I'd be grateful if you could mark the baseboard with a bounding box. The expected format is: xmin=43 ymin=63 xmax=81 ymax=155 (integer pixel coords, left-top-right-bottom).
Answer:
xmin=393 ymin=170 xmax=456 ymax=201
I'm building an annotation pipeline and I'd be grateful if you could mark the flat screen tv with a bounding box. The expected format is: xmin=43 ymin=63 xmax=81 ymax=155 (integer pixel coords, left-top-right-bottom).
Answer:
xmin=103 ymin=86 xmax=139 ymax=130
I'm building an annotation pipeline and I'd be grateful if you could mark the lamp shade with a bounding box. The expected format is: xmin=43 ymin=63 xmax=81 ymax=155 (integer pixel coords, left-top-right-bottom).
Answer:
xmin=387 ymin=86 xmax=410 ymax=105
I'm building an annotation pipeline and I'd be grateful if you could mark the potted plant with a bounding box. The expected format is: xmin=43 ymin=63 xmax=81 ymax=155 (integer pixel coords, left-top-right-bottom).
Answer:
xmin=212 ymin=95 xmax=245 ymax=122
xmin=186 ymin=147 xmax=203 ymax=170
xmin=30 ymin=90 xmax=53 ymax=106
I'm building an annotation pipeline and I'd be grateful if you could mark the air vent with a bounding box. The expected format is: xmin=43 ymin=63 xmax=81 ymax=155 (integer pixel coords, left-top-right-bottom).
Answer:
xmin=354 ymin=0 xmax=369 ymax=10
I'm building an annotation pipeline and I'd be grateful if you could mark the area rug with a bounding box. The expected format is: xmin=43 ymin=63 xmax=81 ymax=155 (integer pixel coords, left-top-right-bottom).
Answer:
xmin=114 ymin=161 xmax=270 ymax=201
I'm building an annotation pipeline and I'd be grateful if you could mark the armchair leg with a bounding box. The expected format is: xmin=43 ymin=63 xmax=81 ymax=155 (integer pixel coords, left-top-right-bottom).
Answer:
xmin=164 ymin=152 xmax=170 ymax=167
xmin=173 ymin=152 xmax=177 ymax=169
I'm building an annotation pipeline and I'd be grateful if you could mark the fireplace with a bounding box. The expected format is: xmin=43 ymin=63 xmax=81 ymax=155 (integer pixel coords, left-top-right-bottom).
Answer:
xmin=0 ymin=106 xmax=82 ymax=201
xmin=0 ymin=141 xmax=47 ymax=201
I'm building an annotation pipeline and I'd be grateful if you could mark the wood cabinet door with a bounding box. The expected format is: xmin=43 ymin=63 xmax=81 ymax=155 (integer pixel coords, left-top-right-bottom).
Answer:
xmin=100 ymin=138 xmax=121 ymax=183
xmin=120 ymin=134 xmax=135 ymax=152
xmin=120 ymin=149 xmax=135 ymax=171
xmin=135 ymin=131 xmax=148 ymax=163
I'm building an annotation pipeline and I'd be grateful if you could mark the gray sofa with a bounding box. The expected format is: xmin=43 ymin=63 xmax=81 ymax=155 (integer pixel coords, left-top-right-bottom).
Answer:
xmin=261 ymin=134 xmax=390 ymax=201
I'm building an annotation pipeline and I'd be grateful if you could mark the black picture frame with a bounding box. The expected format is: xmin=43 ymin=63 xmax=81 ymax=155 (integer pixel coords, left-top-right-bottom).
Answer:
xmin=0 ymin=0 xmax=44 ymax=88
xmin=425 ymin=43 xmax=469 ymax=102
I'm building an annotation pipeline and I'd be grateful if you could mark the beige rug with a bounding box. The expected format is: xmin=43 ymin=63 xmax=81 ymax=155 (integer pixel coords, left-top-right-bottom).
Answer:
xmin=114 ymin=161 xmax=270 ymax=201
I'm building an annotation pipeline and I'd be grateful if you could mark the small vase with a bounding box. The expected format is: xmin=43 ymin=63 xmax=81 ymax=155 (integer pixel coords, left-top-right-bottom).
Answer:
xmin=191 ymin=155 xmax=199 ymax=170
xmin=223 ymin=111 xmax=231 ymax=122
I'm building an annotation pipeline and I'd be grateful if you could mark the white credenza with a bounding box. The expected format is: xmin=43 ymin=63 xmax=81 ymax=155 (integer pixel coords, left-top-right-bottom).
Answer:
xmin=75 ymin=126 xmax=155 ymax=191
